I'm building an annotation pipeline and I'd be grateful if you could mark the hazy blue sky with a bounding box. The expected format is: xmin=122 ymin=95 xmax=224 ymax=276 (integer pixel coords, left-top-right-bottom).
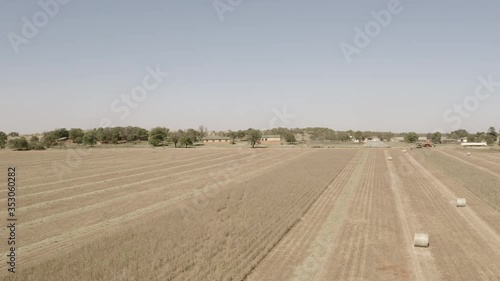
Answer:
xmin=1 ymin=0 xmax=499 ymax=134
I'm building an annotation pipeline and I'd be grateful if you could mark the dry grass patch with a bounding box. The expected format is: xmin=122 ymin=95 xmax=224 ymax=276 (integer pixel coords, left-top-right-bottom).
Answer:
xmin=0 ymin=150 xmax=356 ymax=281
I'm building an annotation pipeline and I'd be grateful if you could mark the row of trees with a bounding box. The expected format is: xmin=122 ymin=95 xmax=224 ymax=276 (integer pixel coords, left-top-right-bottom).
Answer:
xmin=147 ymin=127 xmax=207 ymax=147
xmin=261 ymin=127 xmax=396 ymax=142
xmin=464 ymin=127 xmax=498 ymax=145
xmin=41 ymin=127 xmax=150 ymax=147
xmin=4 ymin=135 xmax=45 ymax=151
xmin=447 ymin=127 xmax=498 ymax=145
xmin=147 ymin=127 xmax=267 ymax=148
xmin=1 ymin=126 xmax=498 ymax=150
xmin=403 ymin=127 xmax=498 ymax=145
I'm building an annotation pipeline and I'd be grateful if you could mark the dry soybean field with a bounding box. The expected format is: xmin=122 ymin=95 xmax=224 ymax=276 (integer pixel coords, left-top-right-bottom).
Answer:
xmin=0 ymin=147 xmax=499 ymax=280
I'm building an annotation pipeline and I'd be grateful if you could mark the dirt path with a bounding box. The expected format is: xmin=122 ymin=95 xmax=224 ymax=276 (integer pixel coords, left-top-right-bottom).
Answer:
xmin=384 ymin=150 xmax=437 ymax=281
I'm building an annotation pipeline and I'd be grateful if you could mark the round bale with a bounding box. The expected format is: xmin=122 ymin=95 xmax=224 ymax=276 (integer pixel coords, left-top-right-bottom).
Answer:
xmin=457 ymin=198 xmax=467 ymax=207
xmin=467 ymin=152 xmax=471 ymax=156
xmin=402 ymin=150 xmax=407 ymax=153
xmin=414 ymin=233 xmax=429 ymax=247
xmin=387 ymin=156 xmax=393 ymax=161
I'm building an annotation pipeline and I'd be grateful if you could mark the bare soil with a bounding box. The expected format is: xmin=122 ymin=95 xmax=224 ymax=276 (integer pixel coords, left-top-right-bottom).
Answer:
xmin=0 ymin=147 xmax=499 ymax=280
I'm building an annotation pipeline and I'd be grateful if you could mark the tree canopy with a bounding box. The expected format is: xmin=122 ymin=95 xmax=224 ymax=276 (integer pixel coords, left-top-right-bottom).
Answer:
xmin=246 ymin=129 xmax=262 ymax=148
xmin=0 ymin=131 xmax=7 ymax=149
xmin=8 ymin=137 xmax=29 ymax=151
xmin=83 ymin=130 xmax=97 ymax=147
xmin=148 ymin=127 xmax=169 ymax=147
xmin=404 ymin=132 xmax=418 ymax=143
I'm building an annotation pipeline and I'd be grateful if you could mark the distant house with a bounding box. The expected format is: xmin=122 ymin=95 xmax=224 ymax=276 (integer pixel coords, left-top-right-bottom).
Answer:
xmin=260 ymin=135 xmax=281 ymax=144
xmin=202 ymin=136 xmax=231 ymax=144
xmin=390 ymin=137 xmax=405 ymax=142
xmin=460 ymin=137 xmax=468 ymax=143
xmin=57 ymin=137 xmax=72 ymax=145
xmin=365 ymin=136 xmax=380 ymax=142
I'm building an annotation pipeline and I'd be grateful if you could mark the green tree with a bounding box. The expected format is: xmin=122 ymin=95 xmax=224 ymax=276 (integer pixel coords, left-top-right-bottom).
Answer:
xmin=487 ymin=127 xmax=497 ymax=139
xmin=228 ymin=131 xmax=238 ymax=144
xmin=83 ymin=130 xmax=97 ymax=147
xmin=42 ymin=132 xmax=57 ymax=147
xmin=95 ymin=128 xmax=106 ymax=143
xmin=467 ymin=134 xmax=476 ymax=143
xmin=353 ymin=131 xmax=364 ymax=142
xmin=236 ymin=130 xmax=246 ymax=139
xmin=485 ymin=134 xmax=496 ymax=146
xmin=337 ymin=132 xmax=350 ymax=142
xmin=124 ymin=127 xmax=149 ymax=141
xmin=198 ymin=125 xmax=208 ymax=140
xmin=8 ymin=137 xmax=29 ymax=151
xmin=377 ymin=133 xmax=385 ymax=141
xmin=69 ymin=128 xmax=85 ymax=144
xmin=383 ymin=132 xmax=394 ymax=142
xmin=29 ymin=135 xmax=45 ymax=150
xmin=0 ymin=131 xmax=7 ymax=149
xmin=179 ymin=133 xmax=193 ymax=148
xmin=74 ymin=136 xmax=83 ymax=144
xmin=431 ymin=132 xmax=442 ymax=144
xmin=110 ymin=127 xmax=121 ymax=144
xmin=170 ymin=132 xmax=180 ymax=148
xmin=8 ymin=132 xmax=19 ymax=137
xmin=450 ymin=129 xmax=469 ymax=140
xmin=404 ymin=132 xmax=418 ymax=143
xmin=284 ymin=132 xmax=296 ymax=144
xmin=54 ymin=128 xmax=69 ymax=139
xmin=246 ymin=129 xmax=262 ymax=148
xmin=148 ymin=127 xmax=169 ymax=147
xmin=186 ymin=128 xmax=201 ymax=143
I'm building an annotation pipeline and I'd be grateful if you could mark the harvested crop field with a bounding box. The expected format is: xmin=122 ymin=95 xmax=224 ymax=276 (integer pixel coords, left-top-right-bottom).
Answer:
xmin=0 ymin=147 xmax=499 ymax=280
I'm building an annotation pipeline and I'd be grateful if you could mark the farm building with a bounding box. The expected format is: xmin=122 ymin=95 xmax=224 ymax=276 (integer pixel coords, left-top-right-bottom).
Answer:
xmin=461 ymin=142 xmax=487 ymax=147
xmin=260 ymin=135 xmax=281 ymax=144
xmin=202 ymin=136 xmax=231 ymax=144
xmin=390 ymin=137 xmax=405 ymax=142
xmin=57 ymin=137 xmax=73 ymax=145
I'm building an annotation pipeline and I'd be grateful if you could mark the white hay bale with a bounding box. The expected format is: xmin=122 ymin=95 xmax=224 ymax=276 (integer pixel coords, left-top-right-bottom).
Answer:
xmin=456 ymin=198 xmax=466 ymax=207
xmin=387 ymin=156 xmax=393 ymax=161
xmin=414 ymin=233 xmax=429 ymax=247
xmin=467 ymin=152 xmax=471 ymax=156
xmin=402 ymin=150 xmax=407 ymax=153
